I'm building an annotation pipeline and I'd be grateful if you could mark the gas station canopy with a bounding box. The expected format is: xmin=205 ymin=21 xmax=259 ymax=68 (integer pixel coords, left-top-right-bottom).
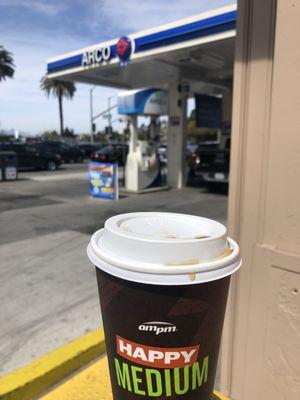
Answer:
xmin=46 ymin=5 xmax=236 ymax=92
xmin=46 ymin=4 xmax=237 ymax=191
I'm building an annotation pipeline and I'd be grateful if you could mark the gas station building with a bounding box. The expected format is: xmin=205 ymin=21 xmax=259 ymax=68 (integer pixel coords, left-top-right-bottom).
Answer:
xmin=47 ymin=1 xmax=300 ymax=399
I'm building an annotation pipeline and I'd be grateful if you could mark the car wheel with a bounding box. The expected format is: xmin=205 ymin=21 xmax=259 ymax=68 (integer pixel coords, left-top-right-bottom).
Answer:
xmin=47 ymin=160 xmax=57 ymax=171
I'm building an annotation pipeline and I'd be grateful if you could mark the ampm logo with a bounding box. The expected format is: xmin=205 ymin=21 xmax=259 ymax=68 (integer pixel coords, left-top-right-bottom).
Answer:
xmin=138 ymin=321 xmax=177 ymax=335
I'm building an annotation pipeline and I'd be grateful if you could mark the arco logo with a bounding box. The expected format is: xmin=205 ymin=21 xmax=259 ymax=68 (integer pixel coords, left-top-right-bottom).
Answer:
xmin=116 ymin=36 xmax=132 ymax=62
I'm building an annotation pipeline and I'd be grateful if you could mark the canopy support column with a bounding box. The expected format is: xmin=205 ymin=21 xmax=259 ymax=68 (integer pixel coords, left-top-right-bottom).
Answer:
xmin=167 ymin=81 xmax=187 ymax=188
xmin=129 ymin=115 xmax=138 ymax=153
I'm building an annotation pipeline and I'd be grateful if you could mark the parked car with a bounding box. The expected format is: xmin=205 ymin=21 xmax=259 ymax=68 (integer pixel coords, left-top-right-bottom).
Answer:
xmin=0 ymin=142 xmax=61 ymax=171
xmin=188 ymin=138 xmax=230 ymax=190
xmin=40 ymin=142 xmax=84 ymax=163
xmin=78 ymin=143 xmax=101 ymax=158
xmin=90 ymin=144 xmax=128 ymax=166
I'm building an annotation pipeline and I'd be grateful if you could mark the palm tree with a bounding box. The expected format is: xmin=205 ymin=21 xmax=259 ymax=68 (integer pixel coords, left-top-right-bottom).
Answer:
xmin=40 ymin=76 xmax=76 ymax=136
xmin=0 ymin=46 xmax=15 ymax=82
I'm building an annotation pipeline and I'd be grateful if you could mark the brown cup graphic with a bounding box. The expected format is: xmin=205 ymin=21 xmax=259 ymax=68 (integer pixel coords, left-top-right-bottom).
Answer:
xmin=87 ymin=212 xmax=241 ymax=399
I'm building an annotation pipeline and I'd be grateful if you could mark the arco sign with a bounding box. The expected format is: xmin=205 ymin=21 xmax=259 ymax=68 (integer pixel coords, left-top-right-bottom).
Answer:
xmin=82 ymin=46 xmax=111 ymax=66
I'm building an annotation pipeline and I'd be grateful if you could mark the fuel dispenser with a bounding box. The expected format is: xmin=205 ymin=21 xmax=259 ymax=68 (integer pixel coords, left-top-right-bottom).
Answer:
xmin=117 ymin=88 xmax=168 ymax=192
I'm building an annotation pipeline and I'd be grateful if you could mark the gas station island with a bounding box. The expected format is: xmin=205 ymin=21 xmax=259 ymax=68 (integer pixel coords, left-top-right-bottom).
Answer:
xmin=47 ymin=4 xmax=236 ymax=192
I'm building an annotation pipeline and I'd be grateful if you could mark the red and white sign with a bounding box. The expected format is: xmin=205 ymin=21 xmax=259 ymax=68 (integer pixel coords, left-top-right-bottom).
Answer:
xmin=116 ymin=335 xmax=200 ymax=369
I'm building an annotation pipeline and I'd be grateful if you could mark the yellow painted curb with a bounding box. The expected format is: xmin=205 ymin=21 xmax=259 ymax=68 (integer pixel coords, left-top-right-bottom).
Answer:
xmin=213 ymin=390 xmax=231 ymax=400
xmin=40 ymin=356 xmax=230 ymax=400
xmin=0 ymin=328 xmax=105 ymax=400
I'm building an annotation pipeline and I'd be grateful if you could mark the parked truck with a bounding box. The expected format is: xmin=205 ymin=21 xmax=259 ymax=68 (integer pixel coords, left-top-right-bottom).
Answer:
xmin=188 ymin=136 xmax=231 ymax=191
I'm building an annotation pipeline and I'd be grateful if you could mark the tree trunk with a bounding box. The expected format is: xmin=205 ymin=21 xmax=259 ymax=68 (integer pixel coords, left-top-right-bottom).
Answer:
xmin=58 ymin=94 xmax=64 ymax=136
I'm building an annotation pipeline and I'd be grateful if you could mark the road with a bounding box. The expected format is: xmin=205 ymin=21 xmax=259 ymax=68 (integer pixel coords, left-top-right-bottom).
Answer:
xmin=0 ymin=163 xmax=227 ymax=376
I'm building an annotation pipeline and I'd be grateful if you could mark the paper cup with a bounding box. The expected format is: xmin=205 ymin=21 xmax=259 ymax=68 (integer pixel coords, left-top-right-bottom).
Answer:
xmin=87 ymin=212 xmax=241 ymax=399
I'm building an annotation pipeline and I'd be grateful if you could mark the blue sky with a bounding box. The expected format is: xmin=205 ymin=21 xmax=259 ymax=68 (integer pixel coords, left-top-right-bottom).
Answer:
xmin=0 ymin=0 xmax=235 ymax=135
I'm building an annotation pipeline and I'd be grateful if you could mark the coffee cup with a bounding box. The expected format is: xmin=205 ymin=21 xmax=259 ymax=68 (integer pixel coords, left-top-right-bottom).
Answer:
xmin=87 ymin=212 xmax=241 ymax=399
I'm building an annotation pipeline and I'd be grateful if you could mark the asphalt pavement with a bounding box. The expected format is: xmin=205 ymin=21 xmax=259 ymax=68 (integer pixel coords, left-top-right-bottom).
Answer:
xmin=0 ymin=162 xmax=227 ymax=376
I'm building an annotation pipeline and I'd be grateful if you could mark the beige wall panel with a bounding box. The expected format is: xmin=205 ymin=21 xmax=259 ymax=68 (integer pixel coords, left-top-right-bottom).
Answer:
xmin=264 ymin=264 xmax=300 ymax=399
xmin=220 ymin=0 xmax=277 ymax=397
xmin=263 ymin=0 xmax=300 ymax=253
xmin=240 ymin=245 xmax=300 ymax=399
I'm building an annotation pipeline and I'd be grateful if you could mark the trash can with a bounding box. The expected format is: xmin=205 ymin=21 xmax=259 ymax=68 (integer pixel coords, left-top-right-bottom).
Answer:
xmin=0 ymin=151 xmax=18 ymax=181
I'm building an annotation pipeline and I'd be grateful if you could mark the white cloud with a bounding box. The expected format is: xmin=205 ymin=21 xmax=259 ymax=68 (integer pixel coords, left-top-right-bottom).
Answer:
xmin=88 ymin=0 xmax=235 ymax=34
xmin=0 ymin=0 xmax=66 ymax=16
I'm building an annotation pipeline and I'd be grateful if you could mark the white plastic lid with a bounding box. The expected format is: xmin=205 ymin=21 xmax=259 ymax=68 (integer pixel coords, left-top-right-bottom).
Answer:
xmin=87 ymin=212 xmax=241 ymax=285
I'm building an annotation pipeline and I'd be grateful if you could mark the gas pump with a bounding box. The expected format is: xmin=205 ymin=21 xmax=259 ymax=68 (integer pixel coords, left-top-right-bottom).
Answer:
xmin=117 ymin=88 xmax=167 ymax=192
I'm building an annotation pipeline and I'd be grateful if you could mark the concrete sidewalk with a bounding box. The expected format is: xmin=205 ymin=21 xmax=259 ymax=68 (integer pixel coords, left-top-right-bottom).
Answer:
xmin=0 ymin=231 xmax=101 ymax=377
xmin=28 ymin=172 xmax=89 ymax=181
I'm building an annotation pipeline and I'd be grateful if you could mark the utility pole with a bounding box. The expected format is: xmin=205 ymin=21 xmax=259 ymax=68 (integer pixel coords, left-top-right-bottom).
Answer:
xmin=90 ymin=90 xmax=117 ymax=142
xmin=107 ymin=96 xmax=115 ymax=142
xmin=108 ymin=96 xmax=112 ymax=131
xmin=90 ymin=87 xmax=95 ymax=144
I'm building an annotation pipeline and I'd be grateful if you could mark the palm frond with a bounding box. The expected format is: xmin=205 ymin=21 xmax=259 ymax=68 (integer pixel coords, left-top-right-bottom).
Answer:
xmin=40 ymin=76 xmax=76 ymax=99
xmin=0 ymin=45 xmax=15 ymax=81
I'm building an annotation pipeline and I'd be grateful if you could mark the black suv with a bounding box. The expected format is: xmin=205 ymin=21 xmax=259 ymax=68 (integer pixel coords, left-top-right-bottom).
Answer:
xmin=41 ymin=142 xmax=84 ymax=163
xmin=0 ymin=143 xmax=61 ymax=171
